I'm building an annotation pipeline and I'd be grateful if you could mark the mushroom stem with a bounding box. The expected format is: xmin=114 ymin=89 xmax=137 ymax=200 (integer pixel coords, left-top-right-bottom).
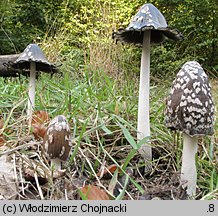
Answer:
xmin=181 ymin=133 xmax=198 ymax=196
xmin=137 ymin=31 xmax=152 ymax=163
xmin=51 ymin=158 xmax=61 ymax=170
xmin=27 ymin=62 xmax=36 ymax=118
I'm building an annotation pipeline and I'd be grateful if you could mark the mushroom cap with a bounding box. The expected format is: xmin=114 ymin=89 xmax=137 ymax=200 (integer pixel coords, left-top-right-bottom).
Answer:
xmin=43 ymin=115 xmax=72 ymax=161
xmin=112 ymin=3 xmax=183 ymax=44
xmin=165 ymin=61 xmax=215 ymax=137
xmin=12 ymin=44 xmax=58 ymax=74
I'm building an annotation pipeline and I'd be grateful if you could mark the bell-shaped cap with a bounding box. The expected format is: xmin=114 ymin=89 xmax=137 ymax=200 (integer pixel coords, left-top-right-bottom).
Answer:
xmin=12 ymin=44 xmax=58 ymax=74
xmin=113 ymin=3 xmax=183 ymax=44
xmin=165 ymin=61 xmax=215 ymax=137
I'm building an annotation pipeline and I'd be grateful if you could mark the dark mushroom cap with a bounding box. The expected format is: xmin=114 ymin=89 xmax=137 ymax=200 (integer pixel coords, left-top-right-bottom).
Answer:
xmin=43 ymin=115 xmax=72 ymax=161
xmin=12 ymin=44 xmax=58 ymax=74
xmin=165 ymin=61 xmax=215 ymax=137
xmin=113 ymin=3 xmax=183 ymax=44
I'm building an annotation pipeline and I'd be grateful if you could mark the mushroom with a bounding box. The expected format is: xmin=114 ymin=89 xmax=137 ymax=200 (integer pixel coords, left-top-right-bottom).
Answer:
xmin=43 ymin=115 xmax=72 ymax=170
xmin=113 ymin=3 xmax=183 ymax=168
xmin=11 ymin=44 xmax=58 ymax=119
xmin=165 ymin=61 xmax=215 ymax=196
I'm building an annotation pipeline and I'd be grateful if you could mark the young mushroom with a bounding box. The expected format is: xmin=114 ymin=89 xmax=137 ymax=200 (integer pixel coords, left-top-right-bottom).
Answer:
xmin=43 ymin=115 xmax=72 ymax=170
xmin=113 ymin=3 xmax=183 ymax=170
xmin=165 ymin=61 xmax=215 ymax=197
xmin=11 ymin=44 xmax=58 ymax=120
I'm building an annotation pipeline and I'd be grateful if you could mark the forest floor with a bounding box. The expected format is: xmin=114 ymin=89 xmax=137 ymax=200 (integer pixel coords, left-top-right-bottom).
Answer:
xmin=0 ymin=68 xmax=217 ymax=200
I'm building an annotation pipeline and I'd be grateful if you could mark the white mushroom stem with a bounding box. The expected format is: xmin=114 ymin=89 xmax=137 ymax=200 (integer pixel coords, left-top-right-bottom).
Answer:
xmin=137 ymin=31 xmax=152 ymax=163
xmin=51 ymin=158 xmax=61 ymax=170
xmin=181 ymin=133 xmax=198 ymax=196
xmin=27 ymin=62 xmax=36 ymax=118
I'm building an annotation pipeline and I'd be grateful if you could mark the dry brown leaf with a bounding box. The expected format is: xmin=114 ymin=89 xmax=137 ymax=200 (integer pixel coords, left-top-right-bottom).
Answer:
xmin=0 ymin=155 xmax=17 ymax=199
xmin=80 ymin=185 xmax=110 ymax=200
xmin=32 ymin=110 xmax=50 ymax=125
xmin=0 ymin=118 xmax=6 ymax=146
xmin=0 ymin=137 xmax=6 ymax=146
xmin=0 ymin=118 xmax=4 ymax=129
xmin=31 ymin=111 xmax=50 ymax=140
xmin=97 ymin=164 xmax=119 ymax=177
xmin=32 ymin=124 xmax=47 ymax=140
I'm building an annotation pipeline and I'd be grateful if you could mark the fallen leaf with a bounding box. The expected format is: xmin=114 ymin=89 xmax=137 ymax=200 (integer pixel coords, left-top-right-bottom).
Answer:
xmin=32 ymin=111 xmax=50 ymax=125
xmin=0 ymin=118 xmax=6 ymax=146
xmin=31 ymin=111 xmax=50 ymax=139
xmin=80 ymin=185 xmax=110 ymax=200
xmin=0 ymin=155 xmax=17 ymax=199
xmin=32 ymin=124 xmax=47 ymax=140
xmin=0 ymin=137 xmax=6 ymax=146
xmin=97 ymin=164 xmax=119 ymax=178
xmin=0 ymin=118 xmax=4 ymax=129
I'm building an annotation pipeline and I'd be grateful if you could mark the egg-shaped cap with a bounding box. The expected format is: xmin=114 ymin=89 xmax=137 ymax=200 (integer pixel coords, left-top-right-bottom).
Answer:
xmin=43 ymin=115 xmax=72 ymax=161
xmin=165 ymin=61 xmax=215 ymax=137
xmin=113 ymin=3 xmax=183 ymax=44
xmin=12 ymin=44 xmax=58 ymax=73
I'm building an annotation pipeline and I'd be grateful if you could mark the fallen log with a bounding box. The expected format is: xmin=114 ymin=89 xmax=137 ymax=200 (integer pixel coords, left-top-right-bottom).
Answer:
xmin=0 ymin=54 xmax=21 ymax=77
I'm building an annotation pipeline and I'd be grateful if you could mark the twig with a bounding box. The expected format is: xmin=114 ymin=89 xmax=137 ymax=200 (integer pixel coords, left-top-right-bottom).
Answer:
xmin=33 ymin=164 xmax=44 ymax=200
xmin=65 ymin=189 xmax=68 ymax=200
xmin=0 ymin=142 xmax=39 ymax=156
xmin=19 ymin=167 xmax=25 ymax=196
xmin=12 ymin=153 xmax=19 ymax=196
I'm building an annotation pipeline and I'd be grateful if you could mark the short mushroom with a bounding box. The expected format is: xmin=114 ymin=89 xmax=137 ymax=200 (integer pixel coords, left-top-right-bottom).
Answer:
xmin=43 ymin=115 xmax=72 ymax=170
xmin=165 ymin=61 xmax=215 ymax=196
xmin=11 ymin=44 xmax=58 ymax=119
xmin=113 ymin=3 xmax=183 ymax=168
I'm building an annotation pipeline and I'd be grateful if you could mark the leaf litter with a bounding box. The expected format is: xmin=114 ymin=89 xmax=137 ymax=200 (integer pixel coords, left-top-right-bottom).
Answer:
xmin=0 ymin=112 xmax=191 ymax=200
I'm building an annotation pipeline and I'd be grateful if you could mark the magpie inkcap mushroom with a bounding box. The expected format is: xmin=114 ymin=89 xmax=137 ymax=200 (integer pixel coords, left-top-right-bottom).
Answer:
xmin=43 ymin=115 xmax=72 ymax=170
xmin=165 ymin=61 xmax=215 ymax=196
xmin=113 ymin=3 xmax=183 ymax=170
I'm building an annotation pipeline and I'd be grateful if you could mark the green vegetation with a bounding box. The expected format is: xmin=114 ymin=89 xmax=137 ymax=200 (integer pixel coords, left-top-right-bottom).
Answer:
xmin=0 ymin=0 xmax=217 ymax=200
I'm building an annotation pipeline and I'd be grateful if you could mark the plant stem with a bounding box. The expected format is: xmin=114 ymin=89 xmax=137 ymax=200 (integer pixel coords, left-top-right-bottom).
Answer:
xmin=27 ymin=62 xmax=36 ymax=118
xmin=181 ymin=133 xmax=198 ymax=196
xmin=137 ymin=31 xmax=152 ymax=164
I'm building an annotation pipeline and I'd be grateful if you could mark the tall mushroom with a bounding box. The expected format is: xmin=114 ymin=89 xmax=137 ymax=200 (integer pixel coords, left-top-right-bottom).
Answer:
xmin=165 ymin=61 xmax=215 ymax=196
xmin=11 ymin=44 xmax=58 ymax=119
xmin=43 ymin=115 xmax=72 ymax=170
xmin=113 ymin=3 xmax=183 ymax=168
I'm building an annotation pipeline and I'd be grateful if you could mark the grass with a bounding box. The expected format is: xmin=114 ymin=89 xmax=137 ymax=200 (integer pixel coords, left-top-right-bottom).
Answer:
xmin=0 ymin=42 xmax=218 ymax=200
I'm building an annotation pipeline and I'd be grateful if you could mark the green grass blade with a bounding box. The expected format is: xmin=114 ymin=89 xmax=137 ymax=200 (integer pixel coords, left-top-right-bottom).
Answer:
xmin=117 ymin=121 xmax=137 ymax=149
xmin=116 ymin=174 xmax=130 ymax=200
